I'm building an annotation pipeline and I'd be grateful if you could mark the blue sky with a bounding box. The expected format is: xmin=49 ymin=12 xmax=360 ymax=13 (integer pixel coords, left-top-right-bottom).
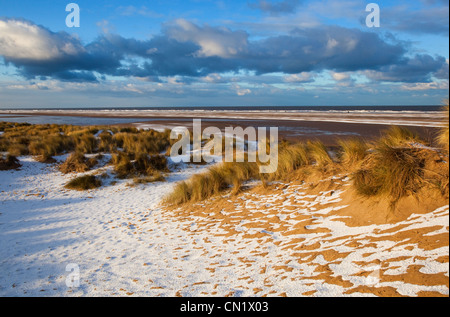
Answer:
xmin=0 ymin=0 xmax=448 ymax=108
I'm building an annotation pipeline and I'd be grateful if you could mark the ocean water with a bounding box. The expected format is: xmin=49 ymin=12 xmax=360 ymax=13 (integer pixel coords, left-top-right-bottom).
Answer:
xmin=1 ymin=105 xmax=443 ymax=112
xmin=0 ymin=114 xmax=149 ymax=126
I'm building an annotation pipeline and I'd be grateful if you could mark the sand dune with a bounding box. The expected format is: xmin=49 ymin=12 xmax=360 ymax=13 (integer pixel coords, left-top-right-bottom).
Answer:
xmin=0 ymin=156 xmax=448 ymax=297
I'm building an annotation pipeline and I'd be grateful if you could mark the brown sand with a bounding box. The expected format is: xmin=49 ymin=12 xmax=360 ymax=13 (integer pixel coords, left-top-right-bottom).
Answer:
xmin=164 ymin=154 xmax=449 ymax=297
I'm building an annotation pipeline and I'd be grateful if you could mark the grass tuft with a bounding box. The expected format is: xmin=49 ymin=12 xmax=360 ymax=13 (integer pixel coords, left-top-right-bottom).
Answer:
xmin=64 ymin=175 xmax=102 ymax=191
xmin=164 ymin=160 xmax=259 ymax=206
xmin=59 ymin=152 xmax=98 ymax=174
xmin=353 ymin=143 xmax=425 ymax=208
xmin=337 ymin=137 xmax=369 ymax=167
xmin=436 ymin=100 xmax=449 ymax=151
xmin=307 ymin=140 xmax=334 ymax=166
xmin=377 ymin=126 xmax=423 ymax=147
xmin=0 ymin=154 xmax=21 ymax=170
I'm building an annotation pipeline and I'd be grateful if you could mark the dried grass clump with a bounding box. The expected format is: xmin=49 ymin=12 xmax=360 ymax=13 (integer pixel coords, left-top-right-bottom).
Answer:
xmin=133 ymin=171 xmax=166 ymax=184
xmin=353 ymin=143 xmax=425 ymax=208
xmin=436 ymin=100 xmax=449 ymax=151
xmin=307 ymin=140 xmax=334 ymax=167
xmin=75 ymin=134 xmax=98 ymax=154
xmin=59 ymin=152 xmax=98 ymax=174
xmin=111 ymin=152 xmax=169 ymax=179
xmin=0 ymin=155 xmax=21 ymax=170
xmin=378 ymin=126 xmax=423 ymax=147
xmin=164 ymin=160 xmax=259 ymax=206
xmin=337 ymin=137 xmax=369 ymax=167
xmin=111 ymin=152 xmax=134 ymax=179
xmin=267 ymin=142 xmax=309 ymax=181
xmin=65 ymin=175 xmax=102 ymax=191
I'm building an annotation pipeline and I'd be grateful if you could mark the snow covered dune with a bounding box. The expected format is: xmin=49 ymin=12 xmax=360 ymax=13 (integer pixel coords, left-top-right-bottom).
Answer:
xmin=0 ymin=157 xmax=448 ymax=297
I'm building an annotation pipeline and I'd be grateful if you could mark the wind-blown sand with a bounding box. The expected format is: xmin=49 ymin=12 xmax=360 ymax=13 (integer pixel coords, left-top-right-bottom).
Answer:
xmin=0 ymin=155 xmax=448 ymax=297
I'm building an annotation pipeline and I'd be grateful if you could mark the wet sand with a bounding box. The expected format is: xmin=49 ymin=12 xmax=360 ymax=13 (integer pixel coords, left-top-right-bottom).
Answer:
xmin=127 ymin=118 xmax=440 ymax=146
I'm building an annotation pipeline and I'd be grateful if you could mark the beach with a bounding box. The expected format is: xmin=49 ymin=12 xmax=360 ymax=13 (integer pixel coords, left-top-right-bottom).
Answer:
xmin=0 ymin=109 xmax=448 ymax=297
xmin=0 ymin=108 xmax=443 ymax=145
xmin=0 ymin=154 xmax=448 ymax=297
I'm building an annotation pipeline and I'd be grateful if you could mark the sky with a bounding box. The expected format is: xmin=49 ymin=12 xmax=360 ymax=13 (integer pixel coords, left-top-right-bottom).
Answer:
xmin=0 ymin=0 xmax=448 ymax=108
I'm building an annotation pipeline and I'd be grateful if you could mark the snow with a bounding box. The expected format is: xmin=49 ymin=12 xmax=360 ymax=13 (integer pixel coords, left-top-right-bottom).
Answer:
xmin=0 ymin=157 xmax=448 ymax=297
xmin=0 ymin=156 xmax=210 ymax=296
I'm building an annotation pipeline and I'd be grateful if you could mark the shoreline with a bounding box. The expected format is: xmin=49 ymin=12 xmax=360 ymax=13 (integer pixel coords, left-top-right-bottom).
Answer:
xmin=0 ymin=110 xmax=443 ymax=146
xmin=0 ymin=109 xmax=444 ymax=127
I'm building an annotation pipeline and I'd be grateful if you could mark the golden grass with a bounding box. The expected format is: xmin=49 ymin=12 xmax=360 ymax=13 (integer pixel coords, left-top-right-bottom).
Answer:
xmin=267 ymin=142 xmax=309 ymax=181
xmin=337 ymin=137 xmax=369 ymax=168
xmin=165 ymin=126 xmax=448 ymax=209
xmin=163 ymin=160 xmax=259 ymax=205
xmin=111 ymin=151 xmax=169 ymax=179
xmin=1 ymin=121 xmax=447 ymax=209
xmin=307 ymin=140 xmax=334 ymax=166
xmin=378 ymin=126 xmax=423 ymax=147
xmin=0 ymin=122 xmax=172 ymax=159
xmin=353 ymin=143 xmax=425 ymax=208
xmin=436 ymin=100 xmax=449 ymax=151
xmin=59 ymin=152 xmax=98 ymax=174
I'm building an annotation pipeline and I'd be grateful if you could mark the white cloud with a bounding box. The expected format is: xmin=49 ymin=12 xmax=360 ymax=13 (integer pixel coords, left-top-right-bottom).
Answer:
xmin=284 ymin=72 xmax=314 ymax=83
xmin=401 ymin=81 xmax=449 ymax=91
xmin=166 ymin=19 xmax=249 ymax=58
xmin=0 ymin=19 xmax=85 ymax=61
xmin=331 ymin=71 xmax=351 ymax=81
xmin=232 ymin=83 xmax=252 ymax=96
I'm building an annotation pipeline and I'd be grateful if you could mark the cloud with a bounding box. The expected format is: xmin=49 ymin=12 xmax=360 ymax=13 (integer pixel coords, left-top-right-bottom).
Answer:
xmin=0 ymin=18 xmax=447 ymax=86
xmin=363 ymin=54 xmax=448 ymax=83
xmin=401 ymin=81 xmax=449 ymax=91
xmin=284 ymin=72 xmax=314 ymax=83
xmin=232 ymin=84 xmax=252 ymax=96
xmin=164 ymin=19 xmax=249 ymax=58
xmin=0 ymin=18 xmax=85 ymax=61
xmin=330 ymin=71 xmax=350 ymax=81
xmin=243 ymin=26 xmax=406 ymax=74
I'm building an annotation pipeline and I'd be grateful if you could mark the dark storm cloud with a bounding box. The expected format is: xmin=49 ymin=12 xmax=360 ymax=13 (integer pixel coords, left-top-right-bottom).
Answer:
xmin=365 ymin=55 xmax=449 ymax=83
xmin=243 ymin=26 xmax=406 ymax=74
xmin=0 ymin=18 xmax=447 ymax=84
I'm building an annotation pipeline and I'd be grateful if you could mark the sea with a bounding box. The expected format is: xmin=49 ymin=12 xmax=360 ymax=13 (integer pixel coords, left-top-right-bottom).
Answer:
xmin=0 ymin=105 xmax=443 ymax=126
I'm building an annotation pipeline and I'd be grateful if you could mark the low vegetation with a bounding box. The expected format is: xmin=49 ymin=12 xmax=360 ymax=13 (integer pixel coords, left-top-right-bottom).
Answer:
xmin=437 ymin=100 xmax=449 ymax=151
xmin=165 ymin=103 xmax=449 ymax=208
xmin=0 ymin=154 xmax=21 ymax=170
xmin=0 ymin=121 xmax=173 ymax=190
xmin=337 ymin=137 xmax=369 ymax=167
xmin=111 ymin=152 xmax=169 ymax=179
xmin=59 ymin=152 xmax=98 ymax=174
xmin=64 ymin=175 xmax=102 ymax=191
xmin=2 ymin=103 xmax=449 ymax=201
